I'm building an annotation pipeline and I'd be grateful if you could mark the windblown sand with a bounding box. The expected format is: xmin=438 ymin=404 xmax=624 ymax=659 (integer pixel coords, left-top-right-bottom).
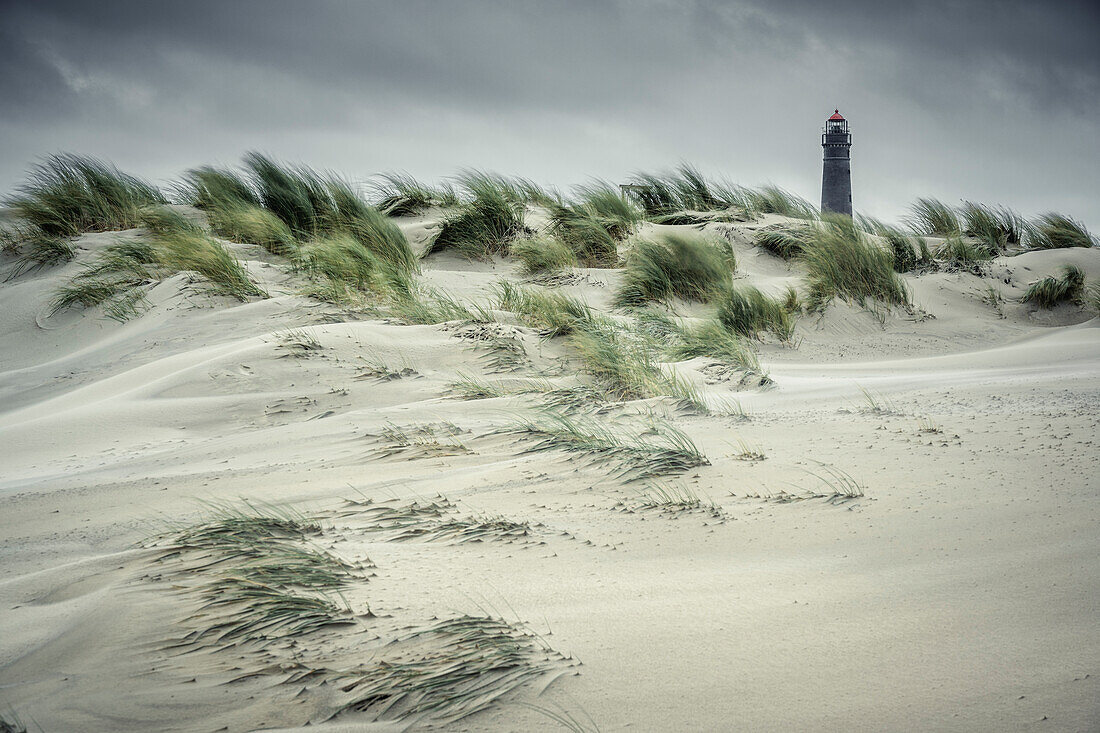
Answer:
xmin=1 ymin=212 xmax=1097 ymax=731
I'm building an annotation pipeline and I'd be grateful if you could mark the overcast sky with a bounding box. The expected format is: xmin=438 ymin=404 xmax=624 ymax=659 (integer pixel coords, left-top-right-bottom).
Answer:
xmin=2 ymin=0 xmax=1098 ymax=229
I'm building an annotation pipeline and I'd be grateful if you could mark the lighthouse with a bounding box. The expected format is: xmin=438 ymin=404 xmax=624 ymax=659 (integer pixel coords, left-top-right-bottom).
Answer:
xmin=820 ymin=109 xmax=853 ymax=216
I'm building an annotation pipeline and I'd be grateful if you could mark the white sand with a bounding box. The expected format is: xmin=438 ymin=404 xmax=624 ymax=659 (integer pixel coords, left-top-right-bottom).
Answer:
xmin=1 ymin=215 xmax=1098 ymax=731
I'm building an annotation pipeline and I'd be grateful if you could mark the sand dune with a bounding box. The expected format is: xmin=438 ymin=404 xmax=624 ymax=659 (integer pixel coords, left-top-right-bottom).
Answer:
xmin=1 ymin=204 xmax=1098 ymax=732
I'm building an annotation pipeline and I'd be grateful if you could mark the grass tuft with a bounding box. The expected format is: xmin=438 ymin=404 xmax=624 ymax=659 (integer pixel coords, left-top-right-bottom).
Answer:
xmin=507 ymin=406 xmax=708 ymax=481
xmin=801 ymin=214 xmax=909 ymax=311
xmin=511 ymin=235 xmax=577 ymax=275
xmin=373 ymin=171 xmax=458 ymax=216
xmin=907 ymin=198 xmax=960 ymax=237
xmin=429 ymin=170 xmax=529 ymax=258
xmin=1026 ymin=213 xmax=1097 ymax=249
xmin=1021 ymin=264 xmax=1085 ymax=308
xmin=717 ymin=286 xmax=795 ymax=342
xmin=6 ymin=153 xmax=165 ymax=237
xmin=613 ymin=232 xmax=734 ymax=308
xmin=667 ymin=318 xmax=761 ymax=372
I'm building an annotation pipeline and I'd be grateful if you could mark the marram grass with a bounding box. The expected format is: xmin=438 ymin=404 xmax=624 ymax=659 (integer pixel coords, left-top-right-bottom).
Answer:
xmin=1021 ymin=264 xmax=1085 ymax=308
xmin=613 ymin=232 xmax=734 ymax=308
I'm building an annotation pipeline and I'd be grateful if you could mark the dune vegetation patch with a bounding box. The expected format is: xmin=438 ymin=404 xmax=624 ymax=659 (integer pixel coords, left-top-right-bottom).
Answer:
xmin=427 ymin=171 xmax=543 ymax=258
xmin=505 ymin=405 xmax=709 ymax=481
xmin=1022 ymin=264 xmax=1085 ymax=308
xmin=547 ymin=180 xmax=643 ymax=266
xmin=717 ymin=285 xmax=796 ymax=342
xmin=623 ymin=164 xmax=814 ymax=221
xmin=50 ymin=207 xmax=266 ymax=320
xmin=1026 ymin=213 xmax=1097 ymax=250
xmin=511 ymin=235 xmax=578 ymax=275
xmin=800 ymin=214 xmax=910 ymax=311
xmin=372 ymin=171 xmax=459 ymax=216
xmin=618 ymin=482 xmax=728 ymax=520
xmin=144 ymin=502 xmax=573 ymax=727
xmin=6 ymin=154 xmax=165 ymax=238
xmin=613 ymin=231 xmax=735 ymax=308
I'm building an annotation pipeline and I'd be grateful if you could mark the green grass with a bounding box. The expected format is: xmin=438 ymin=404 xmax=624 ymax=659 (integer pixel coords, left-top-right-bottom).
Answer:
xmin=613 ymin=232 xmax=734 ymax=307
xmin=1026 ymin=213 xmax=1097 ymax=249
xmin=449 ymin=374 xmax=554 ymax=400
xmin=666 ymin=318 xmax=761 ymax=372
xmin=717 ymin=285 xmax=795 ymax=341
xmin=623 ymin=165 xmax=784 ymax=219
xmin=936 ymin=234 xmax=993 ymax=267
xmin=154 ymin=226 xmax=268 ymax=300
xmin=1021 ymin=264 xmax=1085 ymax=307
xmin=429 ymin=170 xmax=529 ymax=258
xmin=208 ymin=204 xmax=297 ymax=255
xmin=632 ymin=482 xmax=726 ymax=519
xmin=338 ymin=614 xmax=565 ymax=725
xmin=744 ymin=184 xmax=816 ymax=219
xmin=50 ymin=208 xmax=265 ymax=319
xmin=388 ymin=284 xmax=494 ymax=325
xmin=296 ymin=233 xmax=381 ymax=298
xmin=801 ymin=214 xmax=910 ymax=311
xmin=373 ymin=171 xmax=458 ymax=215
xmin=507 ymin=406 xmax=709 ymax=481
xmin=960 ymin=201 xmax=1027 ymax=251
xmin=6 ymin=153 xmax=165 ymax=237
xmin=180 ymin=165 xmax=259 ymax=211
xmin=548 ymin=180 xmax=642 ymax=267
xmin=493 ymin=281 xmax=597 ymax=336
xmin=568 ymin=320 xmax=704 ymax=406
xmin=185 ymin=155 xmax=418 ymax=276
xmin=7 ymin=232 xmax=76 ymax=277
xmin=907 ymin=197 xmax=960 ymax=236
xmin=511 ymin=235 xmax=577 ymax=275
xmin=754 ymin=226 xmax=809 ymax=259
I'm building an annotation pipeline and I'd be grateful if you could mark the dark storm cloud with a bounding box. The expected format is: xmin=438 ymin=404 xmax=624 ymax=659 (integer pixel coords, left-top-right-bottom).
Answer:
xmin=1 ymin=0 xmax=1097 ymax=227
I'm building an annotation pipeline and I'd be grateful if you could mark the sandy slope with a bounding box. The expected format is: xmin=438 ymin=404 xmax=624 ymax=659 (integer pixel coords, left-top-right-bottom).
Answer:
xmin=0 ymin=215 xmax=1098 ymax=732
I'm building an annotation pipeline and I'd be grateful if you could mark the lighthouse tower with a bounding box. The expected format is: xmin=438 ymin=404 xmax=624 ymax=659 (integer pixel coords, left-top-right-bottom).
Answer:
xmin=820 ymin=109 xmax=852 ymax=216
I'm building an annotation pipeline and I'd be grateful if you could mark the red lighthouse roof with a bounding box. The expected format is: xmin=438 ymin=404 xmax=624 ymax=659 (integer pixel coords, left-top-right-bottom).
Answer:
xmin=828 ymin=109 xmax=845 ymax=120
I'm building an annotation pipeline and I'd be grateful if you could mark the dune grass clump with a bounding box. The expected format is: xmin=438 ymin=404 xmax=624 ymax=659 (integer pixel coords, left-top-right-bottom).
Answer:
xmin=50 ymin=207 xmax=265 ymax=320
xmin=625 ymin=165 xmax=764 ymax=220
xmin=181 ymin=166 xmax=259 ymax=211
xmin=6 ymin=154 xmax=165 ymax=237
xmin=209 ymin=205 xmax=297 ymax=255
xmin=717 ymin=285 xmax=795 ymax=341
xmin=184 ymin=155 xmax=418 ymax=278
xmin=373 ymin=171 xmax=458 ymax=216
xmin=744 ymin=185 xmax=816 ymax=219
xmin=511 ymin=235 xmax=577 ymax=275
xmin=297 ymin=233 xmax=381 ymax=299
xmin=1026 ymin=213 xmax=1097 ymax=249
xmin=337 ymin=615 xmax=566 ymax=725
xmin=1021 ymin=265 xmax=1085 ymax=308
xmin=546 ymin=180 xmax=642 ymax=267
xmin=907 ymin=198 xmax=960 ymax=237
xmin=508 ymin=406 xmax=708 ymax=481
xmin=936 ymin=234 xmax=993 ymax=268
xmin=632 ymin=482 xmax=727 ymax=519
xmin=613 ymin=232 xmax=734 ymax=308
xmin=493 ymin=281 xmax=597 ymax=336
xmin=388 ymin=284 xmax=494 ymax=325
xmin=429 ymin=171 xmax=529 ymax=259
xmin=668 ymin=319 xmax=761 ymax=372
xmin=960 ymin=201 xmax=1028 ymax=251
xmin=5 ymin=231 xmax=76 ymax=277
xmin=754 ymin=226 xmax=810 ymax=260
xmin=568 ymin=320 xmax=703 ymax=406
xmin=801 ymin=214 xmax=910 ymax=311
xmin=154 ymin=504 xmax=362 ymax=652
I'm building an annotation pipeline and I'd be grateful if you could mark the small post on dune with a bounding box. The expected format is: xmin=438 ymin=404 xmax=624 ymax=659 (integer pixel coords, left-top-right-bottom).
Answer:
xmin=821 ymin=109 xmax=853 ymax=216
